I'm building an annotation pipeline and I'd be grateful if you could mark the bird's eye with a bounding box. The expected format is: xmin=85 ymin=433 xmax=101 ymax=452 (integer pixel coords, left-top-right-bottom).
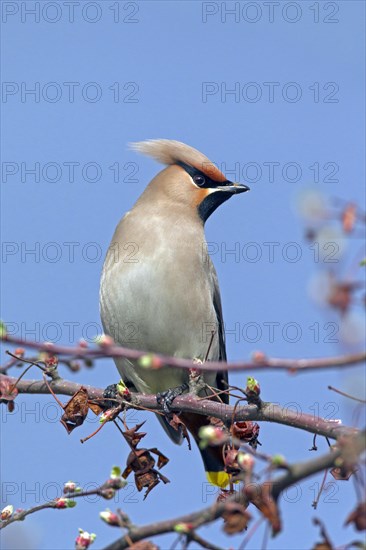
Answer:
xmin=193 ymin=174 xmax=206 ymax=187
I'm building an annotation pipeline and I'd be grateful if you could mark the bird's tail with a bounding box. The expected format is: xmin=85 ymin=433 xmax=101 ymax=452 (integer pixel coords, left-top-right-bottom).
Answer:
xmin=180 ymin=412 xmax=230 ymax=489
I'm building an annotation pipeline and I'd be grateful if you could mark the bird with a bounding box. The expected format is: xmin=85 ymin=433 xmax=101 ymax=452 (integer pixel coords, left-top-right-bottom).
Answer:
xmin=100 ymin=139 xmax=249 ymax=487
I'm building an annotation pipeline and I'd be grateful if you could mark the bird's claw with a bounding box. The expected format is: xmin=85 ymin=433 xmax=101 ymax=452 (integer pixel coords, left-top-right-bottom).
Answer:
xmin=103 ymin=383 xmax=119 ymax=409
xmin=157 ymin=383 xmax=189 ymax=414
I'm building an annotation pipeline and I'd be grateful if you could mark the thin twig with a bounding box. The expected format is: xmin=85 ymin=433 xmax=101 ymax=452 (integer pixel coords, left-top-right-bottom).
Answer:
xmin=2 ymin=334 xmax=365 ymax=372
xmin=328 ymin=385 xmax=366 ymax=404
xmin=189 ymin=531 xmax=224 ymax=550
xmin=311 ymin=468 xmax=329 ymax=509
xmin=239 ymin=517 xmax=265 ymax=549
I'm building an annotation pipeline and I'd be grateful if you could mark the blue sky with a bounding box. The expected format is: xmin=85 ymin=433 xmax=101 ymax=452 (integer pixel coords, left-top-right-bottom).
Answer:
xmin=1 ymin=1 xmax=365 ymax=549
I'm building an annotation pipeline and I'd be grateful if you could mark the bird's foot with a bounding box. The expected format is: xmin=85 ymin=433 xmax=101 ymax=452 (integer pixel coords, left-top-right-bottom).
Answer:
xmin=102 ymin=384 xmax=119 ymax=409
xmin=157 ymin=383 xmax=189 ymax=414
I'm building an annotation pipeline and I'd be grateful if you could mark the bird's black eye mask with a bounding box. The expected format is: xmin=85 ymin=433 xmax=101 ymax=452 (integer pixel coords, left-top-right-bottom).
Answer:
xmin=176 ymin=161 xmax=232 ymax=189
xmin=176 ymin=161 xmax=235 ymax=223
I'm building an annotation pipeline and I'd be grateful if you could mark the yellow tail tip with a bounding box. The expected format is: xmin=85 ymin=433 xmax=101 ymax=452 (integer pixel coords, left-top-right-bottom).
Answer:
xmin=206 ymin=471 xmax=230 ymax=488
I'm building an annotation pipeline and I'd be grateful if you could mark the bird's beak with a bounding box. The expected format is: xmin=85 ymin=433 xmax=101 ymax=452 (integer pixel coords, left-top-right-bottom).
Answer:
xmin=215 ymin=182 xmax=250 ymax=194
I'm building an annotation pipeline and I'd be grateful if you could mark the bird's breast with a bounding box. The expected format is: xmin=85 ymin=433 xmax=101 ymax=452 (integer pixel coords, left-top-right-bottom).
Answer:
xmin=100 ymin=217 xmax=219 ymax=361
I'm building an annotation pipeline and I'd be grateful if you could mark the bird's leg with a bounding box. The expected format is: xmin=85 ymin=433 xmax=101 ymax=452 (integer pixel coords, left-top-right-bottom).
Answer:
xmin=156 ymin=383 xmax=189 ymax=414
xmin=188 ymin=360 xmax=207 ymax=395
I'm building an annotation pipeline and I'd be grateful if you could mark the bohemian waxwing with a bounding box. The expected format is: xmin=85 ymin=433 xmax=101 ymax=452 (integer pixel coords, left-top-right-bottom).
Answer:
xmin=100 ymin=139 xmax=249 ymax=487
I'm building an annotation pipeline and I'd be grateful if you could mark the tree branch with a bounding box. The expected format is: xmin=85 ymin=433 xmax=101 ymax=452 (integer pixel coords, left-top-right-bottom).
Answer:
xmin=1 ymin=477 xmax=129 ymax=530
xmin=271 ymin=429 xmax=366 ymax=500
xmin=2 ymin=334 xmax=365 ymax=372
xmin=104 ymin=504 xmax=228 ymax=550
xmin=103 ymin=431 xmax=366 ymax=550
xmin=2 ymin=375 xmax=358 ymax=441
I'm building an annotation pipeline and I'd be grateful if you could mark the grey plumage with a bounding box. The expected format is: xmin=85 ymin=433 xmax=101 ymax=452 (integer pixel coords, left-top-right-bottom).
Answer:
xmin=100 ymin=139 xmax=249 ymax=457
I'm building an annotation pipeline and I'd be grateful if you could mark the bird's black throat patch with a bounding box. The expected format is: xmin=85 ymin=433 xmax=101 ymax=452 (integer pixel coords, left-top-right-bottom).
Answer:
xmin=197 ymin=192 xmax=232 ymax=222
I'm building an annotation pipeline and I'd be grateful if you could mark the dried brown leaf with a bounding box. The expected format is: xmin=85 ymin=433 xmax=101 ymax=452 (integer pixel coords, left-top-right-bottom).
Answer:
xmin=123 ymin=422 xmax=147 ymax=448
xmin=330 ymin=466 xmax=356 ymax=480
xmin=88 ymin=402 xmax=103 ymax=416
xmin=222 ymin=502 xmax=251 ymax=534
xmin=169 ymin=414 xmax=191 ymax=450
xmin=60 ymin=387 xmax=89 ymax=434
xmin=0 ymin=377 xmax=18 ymax=404
xmin=123 ymin=449 xmax=155 ymax=477
xmin=136 ymin=472 xmax=159 ymax=495
xmin=122 ymin=448 xmax=170 ymax=499
xmin=345 ymin=502 xmax=366 ymax=531
xmin=148 ymin=448 xmax=169 ymax=469
xmin=248 ymin=482 xmax=281 ymax=536
xmin=232 ymin=421 xmax=260 ymax=448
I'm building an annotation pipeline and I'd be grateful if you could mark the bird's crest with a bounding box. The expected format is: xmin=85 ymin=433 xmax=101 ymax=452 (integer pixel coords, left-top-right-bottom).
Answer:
xmin=129 ymin=139 xmax=226 ymax=182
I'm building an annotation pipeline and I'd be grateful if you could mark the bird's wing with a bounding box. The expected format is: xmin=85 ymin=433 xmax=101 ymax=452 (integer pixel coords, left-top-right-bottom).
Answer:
xmin=210 ymin=263 xmax=229 ymax=405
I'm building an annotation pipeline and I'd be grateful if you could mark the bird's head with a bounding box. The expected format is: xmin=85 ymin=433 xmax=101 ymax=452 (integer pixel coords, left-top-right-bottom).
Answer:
xmin=130 ymin=139 xmax=250 ymax=222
